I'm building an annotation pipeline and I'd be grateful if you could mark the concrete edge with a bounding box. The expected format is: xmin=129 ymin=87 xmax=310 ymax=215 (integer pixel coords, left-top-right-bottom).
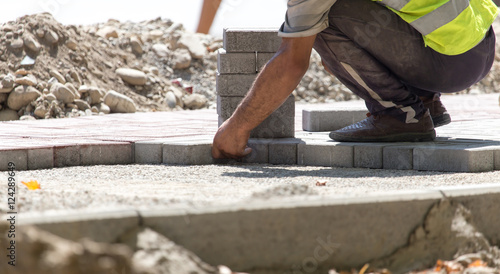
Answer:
xmin=10 ymin=184 xmax=500 ymax=272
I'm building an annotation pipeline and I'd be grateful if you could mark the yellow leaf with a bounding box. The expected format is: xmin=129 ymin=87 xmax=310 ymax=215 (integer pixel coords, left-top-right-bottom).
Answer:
xmin=359 ymin=264 xmax=369 ymax=274
xmin=468 ymin=260 xmax=487 ymax=268
xmin=21 ymin=180 xmax=41 ymax=190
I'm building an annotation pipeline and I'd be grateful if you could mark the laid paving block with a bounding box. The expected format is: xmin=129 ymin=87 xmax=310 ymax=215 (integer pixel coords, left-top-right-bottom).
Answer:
xmin=0 ymin=149 xmax=28 ymax=171
xmin=354 ymin=144 xmax=385 ymax=169
xmin=303 ymin=108 xmax=367 ymax=132
xmin=80 ymin=143 xmax=133 ymax=166
xmin=383 ymin=145 xmax=414 ymax=170
xmin=135 ymin=141 xmax=163 ymax=164
xmin=223 ymin=28 xmax=281 ymax=53
xmin=217 ymin=49 xmax=256 ymax=74
xmin=257 ymin=52 xmax=276 ymax=71
xmin=268 ymin=138 xmax=301 ymax=165
xmin=54 ymin=146 xmax=80 ymax=167
xmin=495 ymin=150 xmax=500 ymax=170
xmin=243 ymin=139 xmax=270 ymax=164
xmin=216 ymin=73 xmax=256 ymax=97
xmin=218 ymin=95 xmax=295 ymax=138
xmin=28 ymin=148 xmax=54 ymax=170
xmin=163 ymin=141 xmax=214 ymax=165
xmin=297 ymin=140 xmax=354 ymax=167
xmin=413 ymin=145 xmax=494 ymax=172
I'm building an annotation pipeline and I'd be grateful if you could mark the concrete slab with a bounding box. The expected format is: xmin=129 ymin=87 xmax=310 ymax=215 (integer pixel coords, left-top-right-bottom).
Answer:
xmin=135 ymin=140 xmax=163 ymax=164
xmin=297 ymin=140 xmax=354 ymax=167
xmin=139 ymin=191 xmax=443 ymax=273
xmin=28 ymin=148 xmax=54 ymax=170
xmin=269 ymin=138 xmax=302 ymax=165
xmin=218 ymin=95 xmax=295 ymax=138
xmin=54 ymin=145 xmax=80 ymax=167
xmin=217 ymin=49 xmax=256 ymax=74
xmin=0 ymin=149 xmax=28 ymax=171
xmin=163 ymin=140 xmax=214 ymax=165
xmin=18 ymin=209 xmax=140 ymax=243
xmin=302 ymin=108 xmax=367 ymax=132
xmin=243 ymin=139 xmax=270 ymax=164
xmin=216 ymin=73 xmax=256 ymax=97
xmin=413 ymin=145 xmax=495 ymax=172
xmin=80 ymin=143 xmax=133 ymax=166
xmin=223 ymin=28 xmax=281 ymax=53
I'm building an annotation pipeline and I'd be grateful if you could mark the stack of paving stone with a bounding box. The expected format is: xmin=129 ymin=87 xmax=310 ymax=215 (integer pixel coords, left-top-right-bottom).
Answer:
xmin=216 ymin=28 xmax=295 ymax=139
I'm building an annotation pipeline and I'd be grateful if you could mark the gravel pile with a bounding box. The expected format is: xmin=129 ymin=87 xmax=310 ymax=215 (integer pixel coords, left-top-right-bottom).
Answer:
xmin=1 ymin=14 xmax=498 ymax=122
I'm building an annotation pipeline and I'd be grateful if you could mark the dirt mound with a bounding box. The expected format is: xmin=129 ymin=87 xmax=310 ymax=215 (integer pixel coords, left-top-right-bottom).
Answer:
xmin=0 ymin=13 xmax=498 ymax=122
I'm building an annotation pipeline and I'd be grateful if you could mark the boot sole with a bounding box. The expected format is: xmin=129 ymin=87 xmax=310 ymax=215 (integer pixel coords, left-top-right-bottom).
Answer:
xmin=432 ymin=113 xmax=451 ymax=128
xmin=330 ymin=129 xmax=436 ymax=142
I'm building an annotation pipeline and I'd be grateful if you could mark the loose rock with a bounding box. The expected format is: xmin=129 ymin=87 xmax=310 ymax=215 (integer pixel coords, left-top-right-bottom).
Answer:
xmin=44 ymin=30 xmax=59 ymax=44
xmin=96 ymin=26 xmax=118 ymax=39
xmin=74 ymin=99 xmax=91 ymax=110
xmin=166 ymin=91 xmax=177 ymax=108
xmin=183 ymin=93 xmax=207 ymax=110
xmin=23 ymin=34 xmax=41 ymax=52
xmin=0 ymin=109 xmax=20 ymax=121
xmin=51 ymin=83 xmax=76 ymax=103
xmin=116 ymin=68 xmax=147 ymax=86
xmin=178 ymin=33 xmax=206 ymax=59
xmin=15 ymin=74 xmax=37 ymax=86
xmin=7 ymin=86 xmax=42 ymax=110
xmin=171 ymin=48 xmax=192 ymax=69
xmin=49 ymin=69 xmax=66 ymax=84
xmin=103 ymin=90 xmax=136 ymax=113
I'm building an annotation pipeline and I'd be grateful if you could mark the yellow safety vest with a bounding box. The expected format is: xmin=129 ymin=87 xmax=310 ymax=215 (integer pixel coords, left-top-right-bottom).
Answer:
xmin=374 ymin=0 xmax=499 ymax=55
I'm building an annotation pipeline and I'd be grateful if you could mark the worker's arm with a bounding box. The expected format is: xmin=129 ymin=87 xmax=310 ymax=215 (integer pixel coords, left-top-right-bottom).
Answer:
xmin=212 ymin=35 xmax=317 ymax=159
xmin=197 ymin=0 xmax=222 ymax=34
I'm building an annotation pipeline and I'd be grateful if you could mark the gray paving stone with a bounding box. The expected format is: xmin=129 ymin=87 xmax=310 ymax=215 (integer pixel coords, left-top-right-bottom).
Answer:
xmin=257 ymin=52 xmax=276 ymax=72
xmin=383 ymin=145 xmax=413 ymax=170
xmin=354 ymin=144 xmax=385 ymax=169
xmin=495 ymin=150 xmax=500 ymax=170
xmin=218 ymin=95 xmax=295 ymax=138
xmin=268 ymin=138 xmax=301 ymax=165
xmin=80 ymin=144 xmax=133 ymax=166
xmin=54 ymin=146 xmax=80 ymax=167
xmin=243 ymin=139 xmax=270 ymax=164
xmin=297 ymin=140 xmax=354 ymax=167
xmin=302 ymin=108 xmax=367 ymax=132
xmin=0 ymin=149 xmax=28 ymax=171
xmin=223 ymin=28 xmax=281 ymax=53
xmin=413 ymin=145 xmax=494 ymax=172
xmin=217 ymin=49 xmax=256 ymax=74
xmin=216 ymin=73 xmax=256 ymax=97
xmin=163 ymin=141 xmax=214 ymax=165
xmin=135 ymin=141 xmax=163 ymax=164
xmin=28 ymin=148 xmax=54 ymax=170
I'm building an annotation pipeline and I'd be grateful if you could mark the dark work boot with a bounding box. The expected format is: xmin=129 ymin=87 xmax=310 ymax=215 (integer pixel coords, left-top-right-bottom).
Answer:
xmin=330 ymin=109 xmax=436 ymax=142
xmin=420 ymin=94 xmax=451 ymax=127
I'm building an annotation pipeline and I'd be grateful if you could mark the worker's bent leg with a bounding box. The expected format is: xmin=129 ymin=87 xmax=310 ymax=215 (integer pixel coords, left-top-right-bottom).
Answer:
xmin=313 ymin=0 xmax=495 ymax=123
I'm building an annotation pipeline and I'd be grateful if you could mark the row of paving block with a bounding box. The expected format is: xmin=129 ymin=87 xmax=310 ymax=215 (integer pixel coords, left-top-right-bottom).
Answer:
xmin=135 ymin=136 xmax=500 ymax=172
xmin=217 ymin=28 xmax=296 ymax=138
xmin=2 ymin=136 xmax=499 ymax=172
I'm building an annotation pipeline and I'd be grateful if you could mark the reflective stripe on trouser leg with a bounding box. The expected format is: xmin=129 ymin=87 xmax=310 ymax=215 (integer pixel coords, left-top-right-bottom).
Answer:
xmin=341 ymin=62 xmax=419 ymax=123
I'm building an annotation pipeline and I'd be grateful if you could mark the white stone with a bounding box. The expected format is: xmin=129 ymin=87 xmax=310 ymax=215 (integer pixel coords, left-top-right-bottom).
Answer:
xmin=152 ymin=43 xmax=169 ymax=57
xmin=50 ymin=69 xmax=66 ymax=84
xmin=116 ymin=68 xmax=147 ymax=86
xmin=166 ymin=91 xmax=177 ymax=108
xmin=104 ymin=90 xmax=136 ymax=113
xmin=178 ymin=33 xmax=206 ymax=59
xmin=96 ymin=26 xmax=119 ymax=39
xmin=45 ymin=30 xmax=59 ymax=44
xmin=51 ymin=83 xmax=76 ymax=103
xmin=0 ymin=109 xmax=20 ymax=121
xmin=23 ymin=34 xmax=41 ymax=52
xmin=183 ymin=94 xmax=207 ymax=110
xmin=7 ymin=86 xmax=42 ymax=110
xmin=15 ymin=74 xmax=37 ymax=86
xmin=171 ymin=49 xmax=192 ymax=70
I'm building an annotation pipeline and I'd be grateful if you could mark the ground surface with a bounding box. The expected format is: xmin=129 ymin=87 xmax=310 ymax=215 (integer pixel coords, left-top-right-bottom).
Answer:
xmin=5 ymin=164 xmax=500 ymax=214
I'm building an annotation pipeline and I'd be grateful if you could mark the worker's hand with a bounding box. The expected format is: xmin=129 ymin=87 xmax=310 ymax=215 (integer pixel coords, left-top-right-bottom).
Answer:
xmin=212 ymin=119 xmax=252 ymax=159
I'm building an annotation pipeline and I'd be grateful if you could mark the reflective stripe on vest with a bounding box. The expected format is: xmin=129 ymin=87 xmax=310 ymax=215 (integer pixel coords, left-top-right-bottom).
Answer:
xmin=411 ymin=0 xmax=469 ymax=36
xmin=374 ymin=0 xmax=498 ymax=55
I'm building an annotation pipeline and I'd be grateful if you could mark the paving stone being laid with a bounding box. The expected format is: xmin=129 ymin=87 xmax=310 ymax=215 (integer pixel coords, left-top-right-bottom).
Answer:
xmin=223 ymin=28 xmax=281 ymax=53
xmin=302 ymin=107 xmax=368 ymax=132
xmin=217 ymin=95 xmax=295 ymax=138
xmin=163 ymin=140 xmax=215 ymax=165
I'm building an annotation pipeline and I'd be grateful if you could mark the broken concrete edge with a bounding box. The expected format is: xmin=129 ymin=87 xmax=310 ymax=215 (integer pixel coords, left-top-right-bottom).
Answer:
xmin=9 ymin=184 xmax=500 ymax=272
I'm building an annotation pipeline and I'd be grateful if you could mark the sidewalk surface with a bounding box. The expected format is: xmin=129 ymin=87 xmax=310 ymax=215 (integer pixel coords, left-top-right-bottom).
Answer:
xmin=0 ymin=93 xmax=499 ymax=170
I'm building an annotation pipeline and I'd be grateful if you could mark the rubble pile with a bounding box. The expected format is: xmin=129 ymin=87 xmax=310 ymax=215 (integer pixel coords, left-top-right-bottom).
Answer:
xmin=0 ymin=13 xmax=498 ymax=121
